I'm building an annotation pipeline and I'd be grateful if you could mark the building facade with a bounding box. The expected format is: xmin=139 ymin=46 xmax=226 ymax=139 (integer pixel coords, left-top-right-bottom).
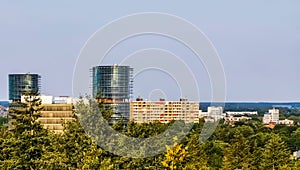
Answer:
xmin=200 ymin=106 xmax=224 ymax=122
xmin=263 ymin=108 xmax=280 ymax=124
xmin=269 ymin=108 xmax=280 ymax=122
xmin=92 ymin=65 xmax=133 ymax=122
xmin=39 ymin=104 xmax=74 ymax=133
xmin=130 ymin=98 xmax=200 ymax=124
xmin=9 ymin=73 xmax=41 ymax=102
xmin=15 ymin=95 xmax=74 ymax=133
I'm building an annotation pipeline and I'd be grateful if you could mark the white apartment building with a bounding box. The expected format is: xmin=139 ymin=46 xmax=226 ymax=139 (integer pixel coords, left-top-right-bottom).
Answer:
xmin=269 ymin=108 xmax=280 ymax=122
xmin=263 ymin=108 xmax=280 ymax=124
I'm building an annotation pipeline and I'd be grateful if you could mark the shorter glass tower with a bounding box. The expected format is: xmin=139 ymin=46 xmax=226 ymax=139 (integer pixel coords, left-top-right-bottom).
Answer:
xmin=92 ymin=65 xmax=133 ymax=122
xmin=9 ymin=74 xmax=41 ymax=102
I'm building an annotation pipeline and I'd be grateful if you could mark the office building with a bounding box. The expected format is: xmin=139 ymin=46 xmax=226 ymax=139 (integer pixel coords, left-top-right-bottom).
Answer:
xmin=130 ymin=98 xmax=200 ymax=124
xmin=92 ymin=65 xmax=133 ymax=122
xmin=9 ymin=73 xmax=41 ymax=102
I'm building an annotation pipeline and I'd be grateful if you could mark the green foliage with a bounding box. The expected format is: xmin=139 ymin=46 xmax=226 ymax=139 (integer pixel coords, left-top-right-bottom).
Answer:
xmin=1 ymin=95 xmax=300 ymax=168
xmin=162 ymin=137 xmax=188 ymax=170
xmin=260 ymin=134 xmax=291 ymax=169
xmin=222 ymin=130 xmax=253 ymax=169
xmin=0 ymin=117 xmax=8 ymax=127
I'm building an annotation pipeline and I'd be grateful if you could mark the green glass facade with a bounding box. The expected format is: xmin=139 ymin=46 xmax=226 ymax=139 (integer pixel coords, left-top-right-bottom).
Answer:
xmin=9 ymin=74 xmax=41 ymax=102
xmin=92 ymin=65 xmax=133 ymax=121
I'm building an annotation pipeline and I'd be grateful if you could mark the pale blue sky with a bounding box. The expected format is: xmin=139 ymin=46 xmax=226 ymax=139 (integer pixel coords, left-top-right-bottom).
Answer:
xmin=0 ymin=1 xmax=299 ymax=101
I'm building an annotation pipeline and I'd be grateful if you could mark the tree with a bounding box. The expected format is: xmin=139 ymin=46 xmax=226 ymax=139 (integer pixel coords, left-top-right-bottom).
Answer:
xmin=260 ymin=134 xmax=290 ymax=169
xmin=183 ymin=133 xmax=209 ymax=169
xmin=58 ymin=120 xmax=103 ymax=169
xmin=162 ymin=136 xmax=187 ymax=170
xmin=222 ymin=130 xmax=253 ymax=169
xmin=0 ymin=93 xmax=51 ymax=169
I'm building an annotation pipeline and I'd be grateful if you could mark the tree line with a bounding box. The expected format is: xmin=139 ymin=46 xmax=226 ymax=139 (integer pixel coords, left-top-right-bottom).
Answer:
xmin=1 ymin=95 xmax=300 ymax=169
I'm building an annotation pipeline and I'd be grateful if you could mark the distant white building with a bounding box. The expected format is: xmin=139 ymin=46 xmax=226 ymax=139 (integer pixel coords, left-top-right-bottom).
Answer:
xmin=226 ymin=111 xmax=258 ymax=116
xmin=201 ymin=106 xmax=224 ymax=122
xmin=21 ymin=95 xmax=53 ymax=104
xmin=225 ymin=116 xmax=251 ymax=123
xmin=269 ymin=108 xmax=279 ymax=123
xmin=263 ymin=108 xmax=280 ymax=124
xmin=263 ymin=114 xmax=272 ymax=124
xmin=21 ymin=95 xmax=75 ymax=105
xmin=54 ymin=96 xmax=74 ymax=104
xmin=279 ymin=119 xmax=294 ymax=126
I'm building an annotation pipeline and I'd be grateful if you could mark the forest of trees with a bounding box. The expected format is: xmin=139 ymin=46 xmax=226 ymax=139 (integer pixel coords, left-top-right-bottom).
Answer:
xmin=1 ymin=95 xmax=300 ymax=169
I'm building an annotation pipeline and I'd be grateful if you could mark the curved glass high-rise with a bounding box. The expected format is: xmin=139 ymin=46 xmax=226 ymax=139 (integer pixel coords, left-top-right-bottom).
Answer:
xmin=9 ymin=73 xmax=41 ymax=102
xmin=92 ymin=65 xmax=133 ymax=121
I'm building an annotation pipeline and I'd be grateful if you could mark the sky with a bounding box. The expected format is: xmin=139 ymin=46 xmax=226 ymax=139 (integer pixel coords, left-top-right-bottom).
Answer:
xmin=0 ymin=1 xmax=299 ymax=102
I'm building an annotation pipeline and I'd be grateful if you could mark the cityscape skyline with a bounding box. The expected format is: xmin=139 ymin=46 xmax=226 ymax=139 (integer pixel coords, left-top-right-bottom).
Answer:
xmin=1 ymin=1 xmax=300 ymax=102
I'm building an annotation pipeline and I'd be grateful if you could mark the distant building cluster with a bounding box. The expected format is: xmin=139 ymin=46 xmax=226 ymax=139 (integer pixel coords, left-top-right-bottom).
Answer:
xmin=3 ymin=66 xmax=296 ymax=132
xmin=199 ymin=107 xmax=257 ymax=125
xmin=263 ymin=108 xmax=294 ymax=127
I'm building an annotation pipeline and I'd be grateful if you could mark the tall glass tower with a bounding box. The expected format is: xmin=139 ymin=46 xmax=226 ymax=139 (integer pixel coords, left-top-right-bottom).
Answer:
xmin=9 ymin=74 xmax=41 ymax=102
xmin=92 ymin=65 xmax=133 ymax=122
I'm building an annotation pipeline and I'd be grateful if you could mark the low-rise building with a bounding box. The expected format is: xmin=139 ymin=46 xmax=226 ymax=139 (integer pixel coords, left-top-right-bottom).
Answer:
xmin=279 ymin=119 xmax=294 ymax=126
xmin=226 ymin=111 xmax=258 ymax=116
xmin=225 ymin=116 xmax=252 ymax=125
xmin=130 ymin=98 xmax=200 ymax=124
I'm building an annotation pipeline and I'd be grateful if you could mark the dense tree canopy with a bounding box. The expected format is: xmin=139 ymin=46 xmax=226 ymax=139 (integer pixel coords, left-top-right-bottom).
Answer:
xmin=1 ymin=96 xmax=300 ymax=169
